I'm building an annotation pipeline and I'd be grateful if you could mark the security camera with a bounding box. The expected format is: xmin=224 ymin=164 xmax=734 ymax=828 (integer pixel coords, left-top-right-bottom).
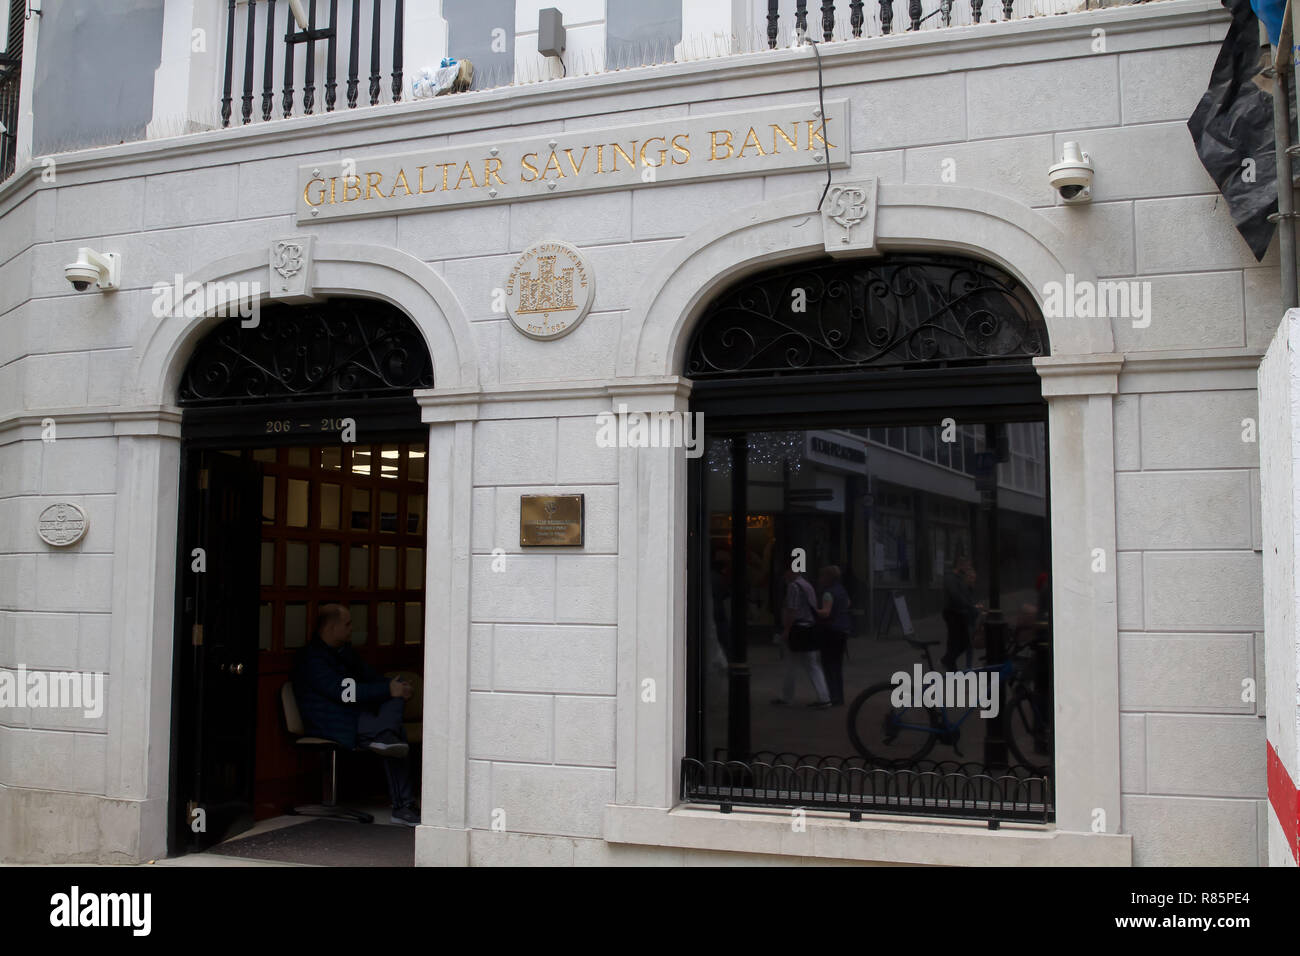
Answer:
xmin=1048 ymin=142 xmax=1094 ymax=204
xmin=64 ymin=248 xmax=120 ymax=291
xmin=63 ymin=263 xmax=99 ymax=292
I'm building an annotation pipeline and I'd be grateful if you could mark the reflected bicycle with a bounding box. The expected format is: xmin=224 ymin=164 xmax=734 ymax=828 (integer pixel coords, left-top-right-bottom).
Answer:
xmin=845 ymin=634 xmax=1051 ymax=772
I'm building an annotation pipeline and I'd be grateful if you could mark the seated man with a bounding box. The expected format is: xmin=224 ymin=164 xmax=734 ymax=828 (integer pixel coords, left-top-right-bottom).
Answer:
xmin=292 ymin=603 xmax=420 ymax=827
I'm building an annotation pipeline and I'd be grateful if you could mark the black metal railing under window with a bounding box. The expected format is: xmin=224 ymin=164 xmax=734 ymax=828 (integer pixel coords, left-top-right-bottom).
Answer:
xmin=220 ymin=0 xmax=404 ymax=128
xmin=682 ymin=754 xmax=1053 ymax=825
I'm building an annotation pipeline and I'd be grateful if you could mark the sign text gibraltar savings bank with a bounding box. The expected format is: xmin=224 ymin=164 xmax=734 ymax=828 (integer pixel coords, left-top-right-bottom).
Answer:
xmin=296 ymin=101 xmax=849 ymax=223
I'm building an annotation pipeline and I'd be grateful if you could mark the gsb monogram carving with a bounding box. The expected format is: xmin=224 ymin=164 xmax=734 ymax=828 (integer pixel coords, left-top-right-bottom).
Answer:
xmin=826 ymin=185 xmax=871 ymax=229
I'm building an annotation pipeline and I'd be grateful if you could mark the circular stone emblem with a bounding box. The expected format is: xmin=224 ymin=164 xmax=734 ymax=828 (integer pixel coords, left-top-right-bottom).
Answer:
xmin=504 ymin=239 xmax=595 ymax=340
xmin=37 ymin=502 xmax=88 ymax=547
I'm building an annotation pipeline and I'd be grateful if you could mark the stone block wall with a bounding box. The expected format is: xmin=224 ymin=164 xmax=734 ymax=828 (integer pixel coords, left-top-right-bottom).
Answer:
xmin=0 ymin=0 xmax=1278 ymax=863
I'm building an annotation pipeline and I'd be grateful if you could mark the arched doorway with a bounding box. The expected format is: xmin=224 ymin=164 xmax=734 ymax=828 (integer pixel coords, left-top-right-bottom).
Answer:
xmin=682 ymin=252 xmax=1056 ymax=823
xmin=168 ymin=296 xmax=433 ymax=853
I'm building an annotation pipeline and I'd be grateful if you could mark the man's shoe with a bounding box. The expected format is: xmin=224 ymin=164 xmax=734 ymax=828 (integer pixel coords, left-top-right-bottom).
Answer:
xmin=391 ymin=805 xmax=420 ymax=827
xmin=368 ymin=740 xmax=409 ymax=759
xmin=807 ymin=701 xmax=833 ymax=710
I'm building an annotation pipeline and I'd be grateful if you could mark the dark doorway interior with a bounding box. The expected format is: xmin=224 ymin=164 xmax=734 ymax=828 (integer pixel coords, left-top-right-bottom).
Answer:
xmin=172 ymin=439 xmax=427 ymax=852
xmin=168 ymin=296 xmax=434 ymax=855
xmin=240 ymin=440 xmax=428 ymax=821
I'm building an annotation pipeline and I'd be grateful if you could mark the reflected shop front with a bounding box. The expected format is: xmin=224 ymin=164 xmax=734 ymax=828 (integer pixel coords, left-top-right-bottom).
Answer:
xmin=683 ymin=254 xmax=1055 ymax=823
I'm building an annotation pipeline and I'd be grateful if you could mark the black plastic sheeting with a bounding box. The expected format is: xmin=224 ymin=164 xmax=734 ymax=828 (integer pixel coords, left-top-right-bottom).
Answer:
xmin=1188 ymin=0 xmax=1285 ymax=261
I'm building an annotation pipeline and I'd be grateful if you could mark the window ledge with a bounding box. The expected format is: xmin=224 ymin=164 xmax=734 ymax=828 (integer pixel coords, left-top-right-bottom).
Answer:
xmin=604 ymin=804 xmax=1132 ymax=866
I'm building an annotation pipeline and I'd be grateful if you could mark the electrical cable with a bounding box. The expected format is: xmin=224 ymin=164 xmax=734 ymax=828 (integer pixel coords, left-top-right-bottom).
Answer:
xmin=806 ymin=33 xmax=832 ymax=211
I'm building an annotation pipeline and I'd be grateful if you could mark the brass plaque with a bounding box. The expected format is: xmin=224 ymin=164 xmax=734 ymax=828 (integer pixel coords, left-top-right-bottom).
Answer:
xmin=520 ymin=494 xmax=584 ymax=547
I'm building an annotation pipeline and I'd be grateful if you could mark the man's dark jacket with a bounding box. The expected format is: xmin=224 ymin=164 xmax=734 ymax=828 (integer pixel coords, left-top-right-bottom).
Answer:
xmin=292 ymin=637 xmax=391 ymax=749
xmin=943 ymin=569 xmax=977 ymax=625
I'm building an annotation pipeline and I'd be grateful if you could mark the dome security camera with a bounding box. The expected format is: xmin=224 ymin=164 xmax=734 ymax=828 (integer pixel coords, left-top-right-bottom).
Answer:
xmin=1048 ymin=142 xmax=1094 ymax=204
xmin=63 ymin=248 xmax=120 ymax=292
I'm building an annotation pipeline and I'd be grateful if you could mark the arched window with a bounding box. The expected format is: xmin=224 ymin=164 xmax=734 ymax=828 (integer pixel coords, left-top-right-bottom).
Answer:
xmin=684 ymin=253 xmax=1055 ymax=824
xmin=686 ymin=254 xmax=1046 ymax=379
xmin=179 ymin=297 xmax=432 ymax=406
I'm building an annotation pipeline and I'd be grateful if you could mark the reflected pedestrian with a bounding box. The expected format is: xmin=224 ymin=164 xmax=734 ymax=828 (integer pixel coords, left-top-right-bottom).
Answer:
xmin=814 ymin=565 xmax=852 ymax=706
xmin=941 ymin=555 xmax=982 ymax=671
xmin=772 ymin=567 xmax=831 ymax=709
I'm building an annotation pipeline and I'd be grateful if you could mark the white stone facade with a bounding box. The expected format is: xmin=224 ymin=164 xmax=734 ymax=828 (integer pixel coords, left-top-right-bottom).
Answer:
xmin=0 ymin=0 xmax=1284 ymax=865
xmin=1257 ymin=311 xmax=1300 ymax=868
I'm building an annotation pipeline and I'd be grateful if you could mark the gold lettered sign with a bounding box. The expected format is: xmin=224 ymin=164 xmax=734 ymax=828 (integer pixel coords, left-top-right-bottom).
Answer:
xmin=520 ymin=494 xmax=584 ymax=547
xmin=296 ymin=100 xmax=849 ymax=223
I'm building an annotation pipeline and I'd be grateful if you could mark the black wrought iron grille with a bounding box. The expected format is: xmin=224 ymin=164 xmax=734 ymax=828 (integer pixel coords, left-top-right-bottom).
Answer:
xmin=763 ymin=0 xmax=1012 ymax=42
xmin=685 ymin=254 xmax=1048 ymax=380
xmin=178 ymin=298 xmax=432 ymax=405
xmin=682 ymin=754 xmax=1052 ymax=825
xmin=0 ymin=0 xmax=23 ymax=182
xmin=221 ymin=0 xmax=405 ymax=128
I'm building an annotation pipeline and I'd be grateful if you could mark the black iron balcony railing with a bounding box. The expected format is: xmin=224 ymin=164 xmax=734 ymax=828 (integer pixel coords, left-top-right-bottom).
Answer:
xmin=220 ymin=0 xmax=404 ymax=128
xmin=0 ymin=57 xmax=18 ymax=182
xmin=1 ymin=0 xmax=23 ymax=182
xmin=764 ymin=0 xmax=1033 ymax=43
xmin=682 ymin=753 xmax=1054 ymax=825
xmin=214 ymin=0 xmax=1126 ymax=129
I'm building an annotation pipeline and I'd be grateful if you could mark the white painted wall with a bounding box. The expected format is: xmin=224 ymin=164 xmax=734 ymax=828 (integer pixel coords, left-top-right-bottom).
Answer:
xmin=0 ymin=0 xmax=1278 ymax=865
